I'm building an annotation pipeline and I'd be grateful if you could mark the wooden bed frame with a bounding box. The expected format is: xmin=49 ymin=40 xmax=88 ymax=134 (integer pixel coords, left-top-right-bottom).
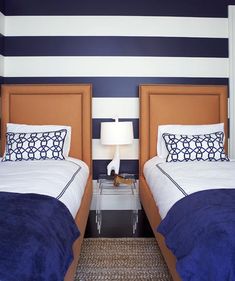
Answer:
xmin=0 ymin=84 xmax=92 ymax=281
xmin=139 ymin=84 xmax=228 ymax=281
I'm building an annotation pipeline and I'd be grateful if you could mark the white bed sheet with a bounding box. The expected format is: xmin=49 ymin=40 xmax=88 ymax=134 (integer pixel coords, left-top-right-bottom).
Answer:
xmin=144 ymin=157 xmax=235 ymax=219
xmin=0 ymin=157 xmax=89 ymax=218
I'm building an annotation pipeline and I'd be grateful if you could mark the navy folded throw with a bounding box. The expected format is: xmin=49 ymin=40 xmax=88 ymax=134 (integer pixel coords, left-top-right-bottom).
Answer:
xmin=0 ymin=192 xmax=80 ymax=281
xmin=158 ymin=189 xmax=235 ymax=281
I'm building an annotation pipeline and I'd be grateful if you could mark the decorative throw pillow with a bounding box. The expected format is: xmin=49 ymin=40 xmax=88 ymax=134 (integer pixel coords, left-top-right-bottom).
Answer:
xmin=157 ymin=123 xmax=224 ymax=159
xmin=6 ymin=123 xmax=71 ymax=157
xmin=2 ymin=129 xmax=67 ymax=162
xmin=162 ymin=131 xmax=229 ymax=162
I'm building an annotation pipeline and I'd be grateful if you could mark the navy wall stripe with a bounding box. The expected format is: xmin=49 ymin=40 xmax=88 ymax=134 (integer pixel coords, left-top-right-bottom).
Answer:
xmin=4 ymin=37 xmax=228 ymax=58
xmin=93 ymin=119 xmax=139 ymax=139
xmin=3 ymin=0 xmax=232 ymax=17
xmin=0 ymin=34 xmax=3 ymax=55
xmin=93 ymin=160 xmax=139 ymax=179
xmin=3 ymin=77 xmax=229 ymax=97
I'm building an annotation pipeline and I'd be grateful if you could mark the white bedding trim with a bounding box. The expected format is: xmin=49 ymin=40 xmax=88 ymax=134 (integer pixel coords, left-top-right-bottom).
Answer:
xmin=0 ymin=157 xmax=89 ymax=218
xmin=144 ymin=157 xmax=235 ymax=219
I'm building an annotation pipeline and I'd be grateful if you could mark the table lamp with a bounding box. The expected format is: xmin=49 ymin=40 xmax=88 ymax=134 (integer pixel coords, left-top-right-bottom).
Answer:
xmin=100 ymin=118 xmax=134 ymax=175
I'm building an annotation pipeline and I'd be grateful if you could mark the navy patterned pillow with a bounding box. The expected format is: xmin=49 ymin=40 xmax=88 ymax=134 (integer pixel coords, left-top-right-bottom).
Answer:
xmin=2 ymin=129 xmax=67 ymax=162
xmin=162 ymin=131 xmax=229 ymax=162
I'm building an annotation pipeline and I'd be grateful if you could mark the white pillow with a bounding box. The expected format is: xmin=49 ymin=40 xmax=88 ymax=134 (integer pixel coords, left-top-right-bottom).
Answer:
xmin=157 ymin=123 xmax=224 ymax=159
xmin=6 ymin=123 xmax=71 ymax=157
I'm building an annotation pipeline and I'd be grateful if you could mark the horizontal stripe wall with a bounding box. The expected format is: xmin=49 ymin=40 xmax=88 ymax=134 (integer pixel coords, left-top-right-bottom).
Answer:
xmin=1 ymin=2 xmax=231 ymax=182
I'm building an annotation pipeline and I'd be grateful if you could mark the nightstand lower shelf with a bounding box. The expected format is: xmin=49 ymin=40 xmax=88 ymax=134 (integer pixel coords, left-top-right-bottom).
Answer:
xmin=96 ymin=174 xmax=139 ymax=234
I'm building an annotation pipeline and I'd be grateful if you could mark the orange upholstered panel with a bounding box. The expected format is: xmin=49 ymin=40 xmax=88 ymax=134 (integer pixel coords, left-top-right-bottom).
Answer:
xmin=1 ymin=84 xmax=92 ymax=168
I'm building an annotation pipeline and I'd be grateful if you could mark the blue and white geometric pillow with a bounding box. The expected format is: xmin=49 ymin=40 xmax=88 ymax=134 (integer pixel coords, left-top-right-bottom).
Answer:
xmin=162 ymin=131 xmax=229 ymax=162
xmin=2 ymin=129 xmax=67 ymax=162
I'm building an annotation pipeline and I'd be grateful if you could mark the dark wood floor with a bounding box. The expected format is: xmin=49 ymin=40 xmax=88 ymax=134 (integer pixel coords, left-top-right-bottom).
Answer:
xmin=85 ymin=210 xmax=154 ymax=238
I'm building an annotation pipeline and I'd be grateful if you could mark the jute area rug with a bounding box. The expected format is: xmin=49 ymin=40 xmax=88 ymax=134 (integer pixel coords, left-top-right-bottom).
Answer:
xmin=75 ymin=238 xmax=173 ymax=281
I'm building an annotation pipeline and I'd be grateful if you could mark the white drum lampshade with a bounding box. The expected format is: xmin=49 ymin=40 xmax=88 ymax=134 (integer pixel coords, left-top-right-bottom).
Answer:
xmin=100 ymin=119 xmax=134 ymax=175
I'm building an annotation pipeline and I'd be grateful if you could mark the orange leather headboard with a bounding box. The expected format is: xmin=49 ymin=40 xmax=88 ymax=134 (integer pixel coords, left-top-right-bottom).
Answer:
xmin=139 ymin=84 xmax=228 ymax=177
xmin=1 ymin=84 xmax=92 ymax=169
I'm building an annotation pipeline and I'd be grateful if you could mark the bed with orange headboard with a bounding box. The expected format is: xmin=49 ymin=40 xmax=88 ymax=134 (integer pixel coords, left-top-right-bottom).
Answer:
xmin=139 ymin=84 xmax=228 ymax=281
xmin=1 ymin=84 xmax=92 ymax=281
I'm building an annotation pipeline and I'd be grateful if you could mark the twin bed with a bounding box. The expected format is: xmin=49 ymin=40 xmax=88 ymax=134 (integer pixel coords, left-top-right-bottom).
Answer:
xmin=0 ymin=84 xmax=92 ymax=281
xmin=139 ymin=84 xmax=233 ymax=281
xmin=0 ymin=83 xmax=233 ymax=281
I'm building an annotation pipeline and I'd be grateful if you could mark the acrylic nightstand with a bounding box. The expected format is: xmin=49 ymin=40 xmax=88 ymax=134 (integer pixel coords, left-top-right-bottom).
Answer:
xmin=96 ymin=173 xmax=139 ymax=234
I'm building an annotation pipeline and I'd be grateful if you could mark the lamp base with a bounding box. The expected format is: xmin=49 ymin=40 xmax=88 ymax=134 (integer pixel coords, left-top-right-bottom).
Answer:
xmin=107 ymin=145 xmax=120 ymax=175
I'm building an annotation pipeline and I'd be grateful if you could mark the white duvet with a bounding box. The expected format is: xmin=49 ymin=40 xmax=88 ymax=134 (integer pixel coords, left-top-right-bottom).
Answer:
xmin=0 ymin=157 xmax=89 ymax=218
xmin=144 ymin=157 xmax=235 ymax=219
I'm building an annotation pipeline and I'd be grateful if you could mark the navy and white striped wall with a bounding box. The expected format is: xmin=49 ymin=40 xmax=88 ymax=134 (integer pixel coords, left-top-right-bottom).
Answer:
xmin=0 ymin=1 xmax=232 ymax=181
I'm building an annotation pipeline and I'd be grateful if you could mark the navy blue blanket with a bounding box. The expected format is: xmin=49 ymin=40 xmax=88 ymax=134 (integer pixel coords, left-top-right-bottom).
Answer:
xmin=158 ymin=189 xmax=235 ymax=281
xmin=0 ymin=192 xmax=80 ymax=281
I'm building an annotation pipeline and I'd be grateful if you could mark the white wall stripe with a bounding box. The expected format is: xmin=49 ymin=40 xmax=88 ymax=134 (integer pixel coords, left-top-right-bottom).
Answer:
xmin=4 ymin=16 xmax=228 ymax=38
xmin=92 ymin=98 xmax=139 ymax=119
xmin=229 ymin=6 xmax=235 ymax=158
xmin=0 ymin=12 xmax=5 ymax=35
xmin=4 ymin=56 xmax=229 ymax=78
xmin=0 ymin=55 xmax=4 ymax=76
xmin=92 ymin=139 xmax=139 ymax=160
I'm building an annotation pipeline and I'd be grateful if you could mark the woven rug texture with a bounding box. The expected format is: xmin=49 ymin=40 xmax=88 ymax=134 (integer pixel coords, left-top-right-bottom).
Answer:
xmin=75 ymin=238 xmax=172 ymax=281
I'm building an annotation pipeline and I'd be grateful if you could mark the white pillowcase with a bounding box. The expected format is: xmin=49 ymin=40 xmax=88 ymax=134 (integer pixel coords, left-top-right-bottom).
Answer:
xmin=157 ymin=123 xmax=224 ymax=159
xmin=6 ymin=123 xmax=71 ymax=157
